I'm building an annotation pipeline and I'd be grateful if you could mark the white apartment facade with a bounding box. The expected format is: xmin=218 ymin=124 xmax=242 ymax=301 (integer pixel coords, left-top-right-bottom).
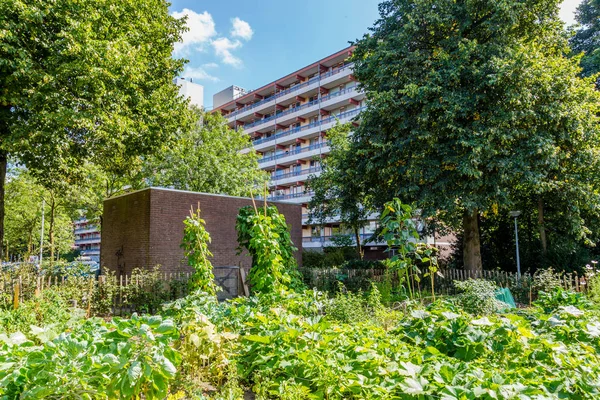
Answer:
xmin=73 ymin=218 xmax=101 ymax=261
xmin=174 ymin=77 xmax=204 ymax=108
xmin=213 ymin=47 xmax=386 ymax=251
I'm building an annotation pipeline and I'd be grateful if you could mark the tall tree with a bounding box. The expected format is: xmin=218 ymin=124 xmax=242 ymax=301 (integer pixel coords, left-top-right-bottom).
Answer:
xmin=307 ymin=123 xmax=375 ymax=258
xmin=144 ymin=108 xmax=267 ymax=196
xmin=0 ymin=0 xmax=191 ymax=259
xmin=571 ymin=0 xmax=600 ymax=80
xmin=350 ymin=0 xmax=600 ymax=272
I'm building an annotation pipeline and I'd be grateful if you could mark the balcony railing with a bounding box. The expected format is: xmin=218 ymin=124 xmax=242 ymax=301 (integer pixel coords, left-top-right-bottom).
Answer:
xmin=258 ymin=142 xmax=329 ymax=164
xmin=302 ymin=233 xmax=376 ymax=243
xmin=244 ymin=99 xmax=320 ymax=129
xmin=271 ymin=166 xmax=322 ymax=180
xmin=321 ymin=106 xmax=365 ymax=125
xmin=251 ymin=106 xmax=365 ymax=147
xmin=225 ymin=63 xmax=355 ymax=118
xmin=266 ymin=191 xmax=315 ymax=201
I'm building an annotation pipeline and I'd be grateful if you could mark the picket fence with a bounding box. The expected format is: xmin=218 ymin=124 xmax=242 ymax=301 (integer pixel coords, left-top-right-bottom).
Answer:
xmin=1 ymin=271 xmax=194 ymax=316
xmin=3 ymin=267 xmax=589 ymax=313
xmin=299 ymin=267 xmax=588 ymax=300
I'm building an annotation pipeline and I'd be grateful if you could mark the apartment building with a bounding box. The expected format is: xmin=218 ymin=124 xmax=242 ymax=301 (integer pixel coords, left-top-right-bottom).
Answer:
xmin=73 ymin=218 xmax=101 ymax=261
xmin=212 ymin=46 xmax=388 ymax=252
xmin=174 ymin=77 xmax=204 ymax=108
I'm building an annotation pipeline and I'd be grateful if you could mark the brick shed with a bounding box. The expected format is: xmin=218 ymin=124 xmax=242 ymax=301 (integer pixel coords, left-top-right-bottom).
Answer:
xmin=100 ymin=188 xmax=303 ymax=277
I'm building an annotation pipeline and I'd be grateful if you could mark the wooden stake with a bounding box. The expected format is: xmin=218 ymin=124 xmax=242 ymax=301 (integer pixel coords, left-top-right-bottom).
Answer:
xmin=239 ymin=267 xmax=250 ymax=297
xmin=13 ymin=280 xmax=19 ymax=310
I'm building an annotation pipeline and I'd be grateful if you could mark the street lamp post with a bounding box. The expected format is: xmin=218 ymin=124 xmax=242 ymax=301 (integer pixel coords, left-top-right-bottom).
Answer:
xmin=509 ymin=211 xmax=522 ymax=278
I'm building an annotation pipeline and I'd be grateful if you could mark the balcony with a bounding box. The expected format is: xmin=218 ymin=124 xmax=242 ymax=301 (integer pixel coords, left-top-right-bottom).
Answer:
xmin=258 ymin=142 xmax=329 ymax=169
xmin=74 ymin=227 xmax=99 ymax=235
xmin=266 ymin=191 xmax=315 ymax=202
xmin=250 ymin=107 xmax=365 ymax=152
xmin=225 ymin=63 xmax=354 ymax=120
xmin=271 ymin=167 xmax=321 ymax=186
xmin=75 ymin=237 xmax=101 ymax=245
xmin=302 ymin=233 xmax=385 ymax=248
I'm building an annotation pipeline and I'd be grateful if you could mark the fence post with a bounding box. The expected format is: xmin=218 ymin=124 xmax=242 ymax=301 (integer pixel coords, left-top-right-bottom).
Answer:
xmin=13 ymin=279 xmax=19 ymax=310
xmin=86 ymin=278 xmax=94 ymax=318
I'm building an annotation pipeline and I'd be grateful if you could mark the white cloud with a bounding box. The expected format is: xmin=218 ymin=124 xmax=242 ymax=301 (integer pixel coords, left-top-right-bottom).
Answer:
xmin=212 ymin=38 xmax=243 ymax=68
xmin=171 ymin=9 xmax=216 ymax=54
xmin=182 ymin=66 xmax=219 ymax=82
xmin=202 ymin=62 xmax=219 ymax=69
xmin=231 ymin=17 xmax=253 ymax=41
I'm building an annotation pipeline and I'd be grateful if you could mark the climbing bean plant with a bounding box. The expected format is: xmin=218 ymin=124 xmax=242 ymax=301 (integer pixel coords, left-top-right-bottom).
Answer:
xmin=236 ymin=205 xmax=301 ymax=294
xmin=181 ymin=205 xmax=218 ymax=296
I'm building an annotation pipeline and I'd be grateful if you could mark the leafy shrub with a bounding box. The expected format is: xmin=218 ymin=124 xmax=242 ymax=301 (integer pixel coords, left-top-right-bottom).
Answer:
xmin=0 ymin=288 xmax=82 ymax=335
xmin=534 ymin=287 xmax=592 ymax=313
xmin=123 ymin=267 xmax=171 ymax=314
xmin=533 ymin=267 xmax=564 ymax=294
xmin=454 ymin=279 xmax=505 ymax=315
xmin=340 ymin=259 xmax=384 ymax=269
xmin=324 ymin=285 xmax=371 ymax=324
xmin=0 ymin=314 xmax=180 ymax=399
xmin=91 ymin=271 xmax=118 ymax=316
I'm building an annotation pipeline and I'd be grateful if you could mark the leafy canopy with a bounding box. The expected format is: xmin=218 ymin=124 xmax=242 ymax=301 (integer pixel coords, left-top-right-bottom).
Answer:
xmin=571 ymin=0 xmax=600 ymax=80
xmin=351 ymin=0 xmax=599 ymax=219
xmin=144 ymin=108 xmax=267 ymax=196
xmin=0 ymin=0 xmax=191 ymax=181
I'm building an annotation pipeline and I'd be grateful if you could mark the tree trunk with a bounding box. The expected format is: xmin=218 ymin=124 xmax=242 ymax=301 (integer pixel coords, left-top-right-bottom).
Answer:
xmin=462 ymin=209 xmax=482 ymax=273
xmin=537 ymin=197 xmax=547 ymax=255
xmin=0 ymin=151 xmax=6 ymax=261
xmin=353 ymin=226 xmax=364 ymax=260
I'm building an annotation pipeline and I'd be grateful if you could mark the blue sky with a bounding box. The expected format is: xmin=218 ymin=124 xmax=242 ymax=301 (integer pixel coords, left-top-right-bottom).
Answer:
xmin=169 ymin=0 xmax=582 ymax=108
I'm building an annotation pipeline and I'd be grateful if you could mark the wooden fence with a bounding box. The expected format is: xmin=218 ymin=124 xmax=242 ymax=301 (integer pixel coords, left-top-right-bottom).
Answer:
xmin=1 ymin=266 xmax=247 ymax=315
xmin=299 ymin=267 xmax=588 ymax=303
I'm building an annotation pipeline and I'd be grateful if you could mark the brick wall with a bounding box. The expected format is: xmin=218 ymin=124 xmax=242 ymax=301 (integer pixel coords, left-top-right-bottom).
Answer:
xmin=101 ymin=188 xmax=303 ymax=276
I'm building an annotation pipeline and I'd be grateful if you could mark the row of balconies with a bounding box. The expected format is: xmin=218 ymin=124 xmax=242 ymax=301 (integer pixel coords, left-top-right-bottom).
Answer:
xmin=225 ymin=62 xmax=355 ymax=119
xmin=242 ymin=85 xmax=359 ymax=130
xmin=240 ymin=89 xmax=363 ymax=136
xmin=249 ymin=106 xmax=365 ymax=153
xmin=272 ymin=166 xmax=321 ymax=180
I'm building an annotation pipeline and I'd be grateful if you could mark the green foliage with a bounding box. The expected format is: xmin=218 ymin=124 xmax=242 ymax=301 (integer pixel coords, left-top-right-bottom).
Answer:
xmin=236 ymin=205 xmax=302 ymax=294
xmin=454 ymin=279 xmax=504 ymax=315
xmin=0 ymin=0 xmax=190 ymax=179
xmin=144 ymin=108 xmax=267 ymax=196
xmin=533 ymin=267 xmax=565 ymax=293
xmin=0 ymin=314 xmax=180 ymax=399
xmin=324 ymin=284 xmax=372 ymax=324
xmin=571 ymin=0 xmax=600 ymax=80
xmin=122 ymin=267 xmax=175 ymax=314
xmin=380 ymin=198 xmax=420 ymax=298
xmin=5 ymin=169 xmax=76 ymax=261
xmin=0 ymin=288 xmax=82 ymax=335
xmin=182 ymin=205 xmax=218 ymax=296
xmin=534 ymin=287 xmax=592 ymax=313
xmin=4 ymin=280 xmax=600 ymax=398
xmin=350 ymin=0 xmax=600 ymax=271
